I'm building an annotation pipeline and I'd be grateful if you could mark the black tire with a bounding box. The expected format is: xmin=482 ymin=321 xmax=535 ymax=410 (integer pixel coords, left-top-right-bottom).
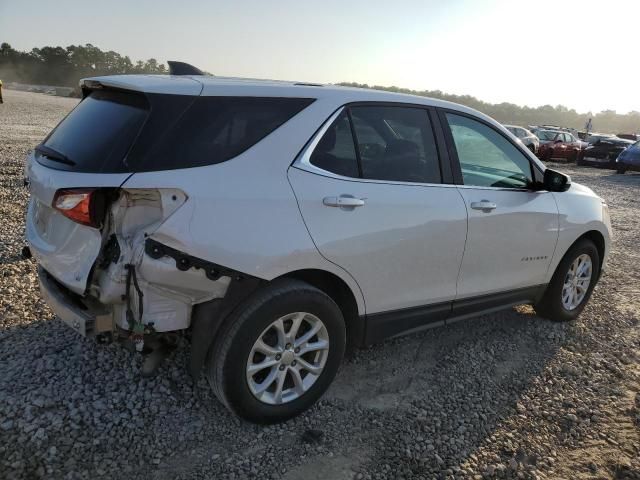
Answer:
xmin=617 ymin=165 xmax=627 ymax=174
xmin=543 ymin=149 xmax=553 ymax=161
xmin=206 ymin=279 xmax=346 ymax=423
xmin=535 ymin=239 xmax=600 ymax=322
xmin=569 ymin=150 xmax=578 ymax=163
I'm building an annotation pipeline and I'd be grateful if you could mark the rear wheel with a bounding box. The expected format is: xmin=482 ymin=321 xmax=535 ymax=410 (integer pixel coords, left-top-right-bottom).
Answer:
xmin=206 ymin=279 xmax=346 ymax=423
xmin=535 ymin=239 xmax=600 ymax=322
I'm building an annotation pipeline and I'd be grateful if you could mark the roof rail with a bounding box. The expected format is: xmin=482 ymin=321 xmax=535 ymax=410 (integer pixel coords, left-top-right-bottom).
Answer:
xmin=168 ymin=61 xmax=205 ymax=76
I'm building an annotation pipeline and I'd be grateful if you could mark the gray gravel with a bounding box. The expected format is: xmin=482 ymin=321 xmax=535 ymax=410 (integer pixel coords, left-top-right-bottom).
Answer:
xmin=1 ymin=89 xmax=640 ymax=480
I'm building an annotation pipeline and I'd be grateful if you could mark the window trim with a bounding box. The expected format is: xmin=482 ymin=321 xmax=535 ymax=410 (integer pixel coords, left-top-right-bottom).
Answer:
xmin=437 ymin=108 xmax=544 ymax=191
xmin=293 ymin=101 xmax=453 ymax=187
xmin=346 ymin=108 xmax=364 ymax=178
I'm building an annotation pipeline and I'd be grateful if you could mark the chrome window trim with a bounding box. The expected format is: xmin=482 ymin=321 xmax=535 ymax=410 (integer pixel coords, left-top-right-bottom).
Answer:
xmin=293 ymin=105 xmax=546 ymax=193
xmin=455 ymin=184 xmax=538 ymax=193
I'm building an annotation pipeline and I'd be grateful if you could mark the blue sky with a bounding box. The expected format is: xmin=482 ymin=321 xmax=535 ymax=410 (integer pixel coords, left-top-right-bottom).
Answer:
xmin=1 ymin=0 xmax=638 ymax=113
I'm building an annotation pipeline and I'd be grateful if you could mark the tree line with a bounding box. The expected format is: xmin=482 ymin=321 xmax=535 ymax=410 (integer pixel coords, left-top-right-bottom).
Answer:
xmin=1 ymin=42 xmax=638 ymax=134
xmin=340 ymin=83 xmax=640 ymax=135
xmin=0 ymin=42 xmax=166 ymax=90
xmin=339 ymin=84 xmax=640 ymax=135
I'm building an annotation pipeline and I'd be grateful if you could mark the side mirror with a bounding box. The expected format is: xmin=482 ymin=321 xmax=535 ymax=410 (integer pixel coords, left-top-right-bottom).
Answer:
xmin=554 ymin=139 xmax=563 ymax=144
xmin=543 ymin=168 xmax=571 ymax=192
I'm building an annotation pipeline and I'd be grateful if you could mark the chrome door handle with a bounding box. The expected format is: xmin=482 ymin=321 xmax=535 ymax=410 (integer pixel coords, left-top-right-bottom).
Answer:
xmin=323 ymin=195 xmax=365 ymax=208
xmin=470 ymin=200 xmax=497 ymax=212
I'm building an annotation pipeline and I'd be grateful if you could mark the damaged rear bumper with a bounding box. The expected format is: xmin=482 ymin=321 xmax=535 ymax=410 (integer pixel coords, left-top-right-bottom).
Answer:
xmin=93 ymin=238 xmax=234 ymax=333
xmin=38 ymin=267 xmax=112 ymax=337
xmin=37 ymin=237 xmax=251 ymax=338
xmin=37 ymin=241 xmax=264 ymax=378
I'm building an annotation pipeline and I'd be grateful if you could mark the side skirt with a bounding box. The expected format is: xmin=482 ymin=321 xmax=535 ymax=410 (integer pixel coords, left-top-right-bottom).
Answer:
xmin=363 ymin=285 xmax=546 ymax=344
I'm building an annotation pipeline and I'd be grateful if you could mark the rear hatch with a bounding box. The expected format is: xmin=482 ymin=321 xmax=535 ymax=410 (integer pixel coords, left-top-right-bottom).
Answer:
xmin=25 ymin=79 xmax=201 ymax=294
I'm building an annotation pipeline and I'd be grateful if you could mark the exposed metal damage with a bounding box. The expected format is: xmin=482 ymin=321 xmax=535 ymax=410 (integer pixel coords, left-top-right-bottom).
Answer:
xmin=67 ymin=187 xmax=259 ymax=374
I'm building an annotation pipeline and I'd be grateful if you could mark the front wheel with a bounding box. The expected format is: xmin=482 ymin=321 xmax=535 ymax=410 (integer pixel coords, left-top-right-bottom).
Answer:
xmin=206 ymin=279 xmax=346 ymax=423
xmin=535 ymin=239 xmax=600 ymax=322
xmin=617 ymin=165 xmax=627 ymax=174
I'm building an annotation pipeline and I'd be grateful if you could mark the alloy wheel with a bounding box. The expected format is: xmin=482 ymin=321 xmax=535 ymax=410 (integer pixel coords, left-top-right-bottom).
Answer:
xmin=246 ymin=312 xmax=330 ymax=405
xmin=561 ymin=254 xmax=593 ymax=311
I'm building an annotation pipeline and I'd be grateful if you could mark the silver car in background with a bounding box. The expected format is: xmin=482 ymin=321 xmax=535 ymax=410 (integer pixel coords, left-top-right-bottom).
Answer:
xmin=505 ymin=125 xmax=539 ymax=153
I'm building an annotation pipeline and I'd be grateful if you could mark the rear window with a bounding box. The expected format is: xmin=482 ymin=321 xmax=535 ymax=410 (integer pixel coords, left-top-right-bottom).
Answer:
xmin=39 ymin=90 xmax=149 ymax=173
xmin=37 ymin=92 xmax=314 ymax=173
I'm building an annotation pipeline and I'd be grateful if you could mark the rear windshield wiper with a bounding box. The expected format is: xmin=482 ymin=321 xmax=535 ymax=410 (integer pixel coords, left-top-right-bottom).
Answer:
xmin=35 ymin=144 xmax=76 ymax=166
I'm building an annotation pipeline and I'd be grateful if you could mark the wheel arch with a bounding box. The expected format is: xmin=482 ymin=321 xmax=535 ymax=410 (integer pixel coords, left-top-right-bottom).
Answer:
xmin=278 ymin=269 xmax=366 ymax=349
xmin=577 ymin=230 xmax=606 ymax=272
xmin=549 ymin=229 xmax=606 ymax=283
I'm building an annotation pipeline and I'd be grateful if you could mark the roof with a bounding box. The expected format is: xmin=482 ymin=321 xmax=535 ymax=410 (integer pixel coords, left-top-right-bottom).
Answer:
xmin=81 ymin=73 xmax=491 ymax=122
xmin=538 ymin=129 xmax=564 ymax=134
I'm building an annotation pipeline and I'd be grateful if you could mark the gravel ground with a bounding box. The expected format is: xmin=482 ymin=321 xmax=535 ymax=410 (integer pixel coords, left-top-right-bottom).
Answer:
xmin=1 ymin=89 xmax=639 ymax=480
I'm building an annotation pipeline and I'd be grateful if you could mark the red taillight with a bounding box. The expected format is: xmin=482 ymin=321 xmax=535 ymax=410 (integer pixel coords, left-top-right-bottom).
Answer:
xmin=53 ymin=188 xmax=100 ymax=227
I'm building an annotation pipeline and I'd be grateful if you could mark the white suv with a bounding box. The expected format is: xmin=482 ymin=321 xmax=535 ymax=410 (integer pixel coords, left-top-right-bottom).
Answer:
xmin=25 ymin=66 xmax=611 ymax=423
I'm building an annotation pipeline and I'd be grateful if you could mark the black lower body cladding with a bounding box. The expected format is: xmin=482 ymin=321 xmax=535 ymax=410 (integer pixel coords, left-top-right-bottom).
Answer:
xmin=145 ymin=238 xmax=246 ymax=282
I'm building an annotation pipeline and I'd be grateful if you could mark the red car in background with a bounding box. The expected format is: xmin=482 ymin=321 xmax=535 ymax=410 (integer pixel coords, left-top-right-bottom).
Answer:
xmin=535 ymin=129 xmax=582 ymax=162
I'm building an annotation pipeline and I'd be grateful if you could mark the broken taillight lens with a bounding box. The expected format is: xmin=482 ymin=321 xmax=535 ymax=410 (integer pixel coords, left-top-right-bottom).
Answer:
xmin=53 ymin=188 xmax=101 ymax=227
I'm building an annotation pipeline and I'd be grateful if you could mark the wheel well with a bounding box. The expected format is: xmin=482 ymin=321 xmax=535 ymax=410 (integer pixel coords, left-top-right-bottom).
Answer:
xmin=576 ymin=230 xmax=606 ymax=270
xmin=279 ymin=269 xmax=365 ymax=350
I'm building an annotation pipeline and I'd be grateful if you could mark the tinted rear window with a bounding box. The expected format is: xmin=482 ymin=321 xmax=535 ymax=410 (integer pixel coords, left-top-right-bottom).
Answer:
xmin=138 ymin=96 xmax=314 ymax=171
xmin=39 ymin=90 xmax=148 ymax=173
xmin=38 ymin=92 xmax=314 ymax=173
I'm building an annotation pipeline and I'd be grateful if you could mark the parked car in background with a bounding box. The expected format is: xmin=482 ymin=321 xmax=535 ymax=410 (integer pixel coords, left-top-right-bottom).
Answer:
xmin=585 ymin=133 xmax=615 ymax=145
xmin=577 ymin=136 xmax=633 ymax=169
xmin=504 ymin=125 xmax=539 ymax=153
xmin=614 ymin=139 xmax=640 ymax=173
xmin=538 ymin=125 xmax=580 ymax=137
xmin=535 ymin=129 xmax=582 ymax=161
xmin=616 ymin=133 xmax=639 ymax=142
xmin=25 ymin=67 xmax=612 ymax=422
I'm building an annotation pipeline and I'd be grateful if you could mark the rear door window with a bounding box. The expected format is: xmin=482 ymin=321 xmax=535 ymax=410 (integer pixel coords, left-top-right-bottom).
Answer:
xmin=309 ymin=111 xmax=360 ymax=178
xmin=350 ymin=106 xmax=441 ymax=183
xmin=39 ymin=90 xmax=149 ymax=173
xmin=309 ymin=105 xmax=442 ymax=184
